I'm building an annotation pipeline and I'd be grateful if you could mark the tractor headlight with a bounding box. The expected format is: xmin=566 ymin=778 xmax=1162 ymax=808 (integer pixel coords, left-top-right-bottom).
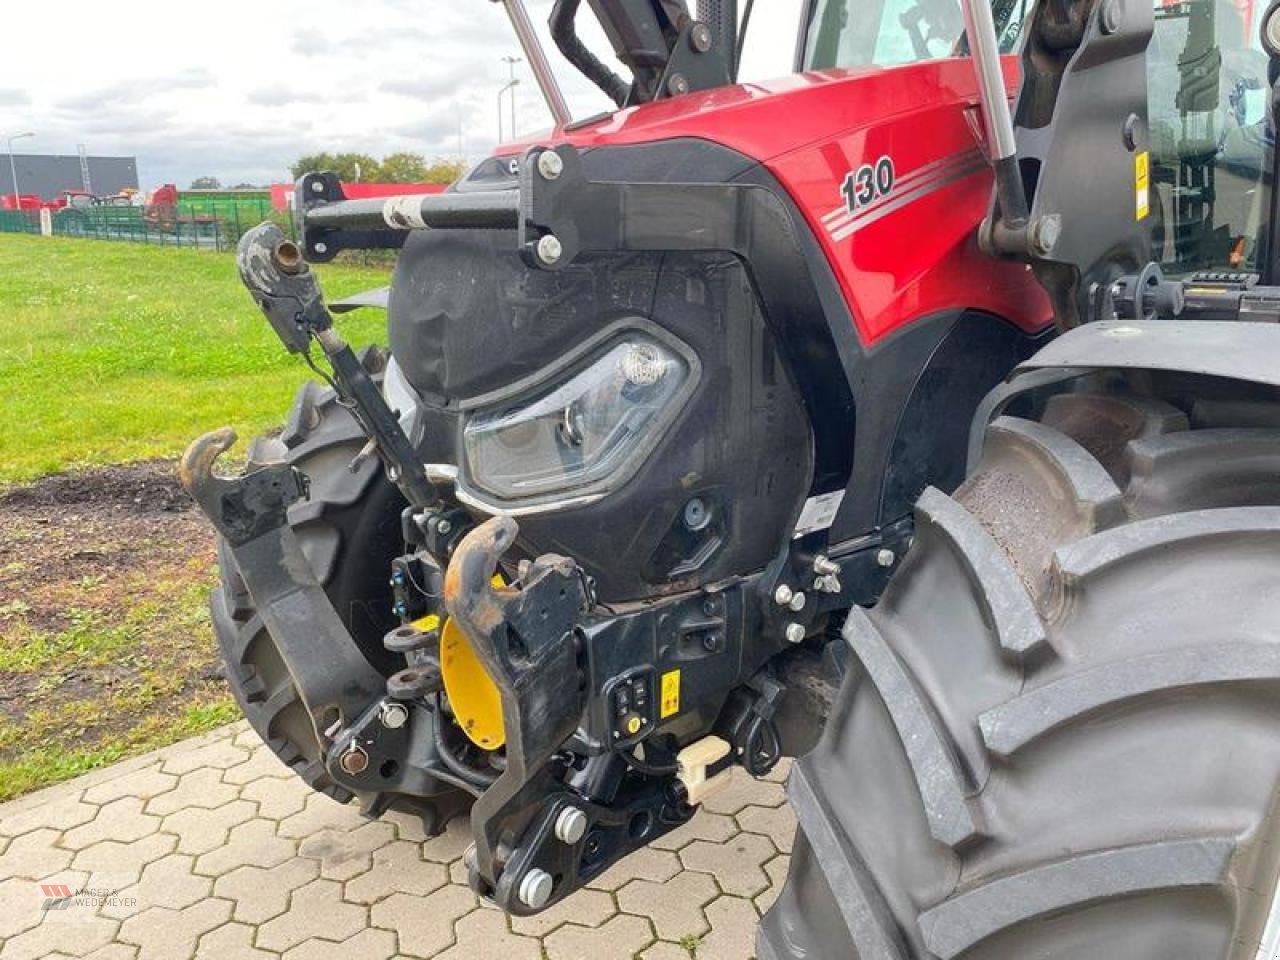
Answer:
xmin=461 ymin=331 xmax=696 ymax=506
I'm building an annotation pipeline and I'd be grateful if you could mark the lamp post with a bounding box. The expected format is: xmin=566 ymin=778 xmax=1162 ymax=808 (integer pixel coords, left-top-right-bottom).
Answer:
xmin=6 ymin=132 xmax=34 ymax=209
xmin=502 ymin=56 xmax=523 ymax=141
xmin=497 ymin=79 xmax=519 ymax=142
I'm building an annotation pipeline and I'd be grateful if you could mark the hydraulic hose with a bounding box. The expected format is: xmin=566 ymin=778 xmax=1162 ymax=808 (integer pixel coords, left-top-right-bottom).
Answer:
xmin=550 ymin=0 xmax=631 ymax=106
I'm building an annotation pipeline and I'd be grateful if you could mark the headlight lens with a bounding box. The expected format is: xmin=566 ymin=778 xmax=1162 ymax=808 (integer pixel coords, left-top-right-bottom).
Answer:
xmin=462 ymin=335 xmax=693 ymax=502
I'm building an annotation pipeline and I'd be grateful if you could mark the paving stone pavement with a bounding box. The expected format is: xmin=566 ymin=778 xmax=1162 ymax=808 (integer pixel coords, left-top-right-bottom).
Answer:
xmin=0 ymin=722 xmax=794 ymax=959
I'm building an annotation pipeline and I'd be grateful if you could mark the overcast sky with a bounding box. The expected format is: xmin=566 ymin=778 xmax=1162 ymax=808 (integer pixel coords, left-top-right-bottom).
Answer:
xmin=1 ymin=0 xmax=802 ymax=190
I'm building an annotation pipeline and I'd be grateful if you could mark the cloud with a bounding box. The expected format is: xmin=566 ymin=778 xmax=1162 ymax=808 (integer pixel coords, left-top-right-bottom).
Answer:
xmin=245 ymin=85 xmax=334 ymax=107
xmin=54 ymin=69 xmax=215 ymax=112
xmin=0 ymin=88 xmax=30 ymax=107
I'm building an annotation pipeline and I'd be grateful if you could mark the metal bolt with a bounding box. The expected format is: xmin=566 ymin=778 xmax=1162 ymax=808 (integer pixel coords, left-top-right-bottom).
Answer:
xmin=339 ymin=744 xmax=368 ymax=775
xmin=536 ymin=233 xmax=563 ymax=265
xmin=518 ymin=868 xmax=554 ymax=909
xmin=690 ymin=22 xmax=713 ymax=52
xmin=813 ymin=554 xmax=840 ymax=576
xmin=774 ymin=584 xmax=794 ymax=607
xmin=536 ymin=150 xmax=564 ymax=181
xmin=785 ymin=622 xmax=806 ymax=644
xmin=311 ymin=180 xmax=325 ymax=193
xmin=788 ymin=591 xmax=807 ymax=612
xmin=314 ymin=242 xmax=328 ymax=254
xmin=1100 ymin=0 xmax=1123 ymax=34
xmin=380 ymin=702 xmax=409 ymax=729
xmin=436 ymin=518 xmax=453 ymax=536
xmin=667 ymin=73 xmax=689 ymax=96
xmin=876 ymin=548 xmax=897 ymax=568
xmin=683 ymin=497 xmax=710 ymax=530
xmin=1031 ymin=215 xmax=1061 ymax=256
xmin=554 ymin=806 xmax=588 ymax=845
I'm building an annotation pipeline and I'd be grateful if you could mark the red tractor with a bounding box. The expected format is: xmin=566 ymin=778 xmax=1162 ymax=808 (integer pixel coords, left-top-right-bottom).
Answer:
xmin=182 ymin=0 xmax=1280 ymax=956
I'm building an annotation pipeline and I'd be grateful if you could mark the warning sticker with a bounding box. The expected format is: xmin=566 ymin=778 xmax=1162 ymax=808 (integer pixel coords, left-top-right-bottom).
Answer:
xmin=1135 ymin=151 xmax=1150 ymax=221
xmin=660 ymin=669 xmax=681 ymax=719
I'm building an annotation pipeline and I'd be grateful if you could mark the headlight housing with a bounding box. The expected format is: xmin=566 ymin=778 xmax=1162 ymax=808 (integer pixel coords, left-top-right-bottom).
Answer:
xmin=461 ymin=328 xmax=697 ymax=507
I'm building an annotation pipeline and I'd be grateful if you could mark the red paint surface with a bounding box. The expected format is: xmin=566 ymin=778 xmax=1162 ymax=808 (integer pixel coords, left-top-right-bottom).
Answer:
xmin=512 ymin=57 xmax=1051 ymax=345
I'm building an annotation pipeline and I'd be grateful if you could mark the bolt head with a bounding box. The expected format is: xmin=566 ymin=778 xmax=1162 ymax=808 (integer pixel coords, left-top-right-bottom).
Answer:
xmin=380 ymin=702 xmax=409 ymax=729
xmin=1031 ymin=215 xmax=1061 ymax=256
xmin=690 ymin=22 xmax=713 ymax=52
xmin=518 ymin=868 xmax=554 ymax=909
xmin=667 ymin=73 xmax=689 ymax=96
xmin=555 ymin=806 xmax=588 ymax=845
xmin=536 ymin=150 xmax=564 ymax=180
xmin=313 ymin=242 xmax=328 ymax=254
xmin=876 ymin=548 xmax=896 ymax=568
xmin=311 ymin=180 xmax=325 ymax=193
xmin=436 ymin=518 xmax=453 ymax=536
xmin=788 ymin=591 xmax=807 ymax=612
xmin=785 ymin=622 xmax=806 ymax=644
xmin=773 ymin=584 xmax=794 ymax=607
xmin=536 ymin=233 xmax=563 ymax=265
xmin=339 ymin=745 xmax=368 ymax=775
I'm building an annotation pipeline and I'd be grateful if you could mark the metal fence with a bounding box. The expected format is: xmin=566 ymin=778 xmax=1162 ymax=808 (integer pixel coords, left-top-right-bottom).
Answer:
xmin=0 ymin=202 xmax=292 ymax=251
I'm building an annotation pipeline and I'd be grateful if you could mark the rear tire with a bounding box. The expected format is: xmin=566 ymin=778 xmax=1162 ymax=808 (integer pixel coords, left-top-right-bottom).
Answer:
xmin=761 ymin=388 xmax=1280 ymax=959
xmin=211 ymin=353 xmax=466 ymax=828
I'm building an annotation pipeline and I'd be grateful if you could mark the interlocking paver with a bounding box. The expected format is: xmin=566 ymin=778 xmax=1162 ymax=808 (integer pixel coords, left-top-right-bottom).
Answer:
xmin=755 ymin=855 xmax=790 ymax=914
xmin=542 ymin=913 xmax=654 ymax=960
xmin=242 ymin=776 xmax=310 ymax=821
xmin=433 ymin=909 xmax=541 ymax=960
xmin=282 ymin=928 xmax=399 ymax=960
xmin=100 ymin=852 xmax=211 ymax=919
xmin=585 ymin=846 xmax=681 ymax=892
xmin=341 ymin=839 xmax=447 ymax=904
xmin=299 ymin=820 xmax=396 ymax=882
xmin=617 ymin=870 xmax=718 ymax=941
xmin=736 ymin=802 xmax=797 ymax=854
xmin=215 ymin=857 xmax=321 ymax=924
xmin=0 ymin=726 xmax=792 ymax=960
xmin=0 ymin=828 xmax=73 ymax=880
xmin=0 ymin=795 xmax=97 ymax=837
xmin=194 ymin=920 xmax=279 ymax=960
xmin=370 ymin=887 xmax=476 ymax=957
xmin=679 ymin=832 xmax=776 ymax=897
xmin=256 ymin=878 xmax=365 ymax=952
xmin=695 ymin=895 xmax=760 ymax=960
xmin=509 ymin=885 xmax=616 ymax=937
xmin=195 ymin=818 xmax=297 ymax=877
xmin=701 ymin=768 xmax=786 ymax=815
xmin=70 ymin=833 xmax=177 ymax=885
xmin=163 ymin=798 xmax=258 ymax=854
xmin=650 ymin=811 xmax=738 ymax=851
xmin=1 ymin=914 xmax=120 ymax=960
xmin=81 ymin=767 xmax=178 ymax=807
xmin=145 ymin=767 xmax=239 ymax=816
xmin=117 ymin=899 xmax=233 ymax=960
xmin=62 ymin=798 xmax=161 ymax=851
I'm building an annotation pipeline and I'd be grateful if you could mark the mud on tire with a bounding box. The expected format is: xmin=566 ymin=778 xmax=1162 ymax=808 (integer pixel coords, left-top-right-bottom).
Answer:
xmin=761 ymin=387 xmax=1280 ymax=959
xmin=211 ymin=350 xmax=464 ymax=827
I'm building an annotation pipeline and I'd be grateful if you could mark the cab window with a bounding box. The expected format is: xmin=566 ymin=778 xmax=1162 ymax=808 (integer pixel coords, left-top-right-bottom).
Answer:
xmin=1148 ymin=0 xmax=1273 ymax=275
xmin=802 ymin=0 xmax=1032 ymax=70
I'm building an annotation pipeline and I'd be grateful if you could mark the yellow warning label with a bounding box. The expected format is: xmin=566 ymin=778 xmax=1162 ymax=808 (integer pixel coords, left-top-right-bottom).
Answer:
xmin=660 ymin=669 xmax=681 ymax=719
xmin=1135 ymin=151 xmax=1150 ymax=221
xmin=411 ymin=613 xmax=441 ymax=633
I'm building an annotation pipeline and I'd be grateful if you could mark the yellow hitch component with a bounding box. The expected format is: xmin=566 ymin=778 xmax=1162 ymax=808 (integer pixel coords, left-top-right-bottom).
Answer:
xmin=439 ymin=575 xmax=507 ymax=750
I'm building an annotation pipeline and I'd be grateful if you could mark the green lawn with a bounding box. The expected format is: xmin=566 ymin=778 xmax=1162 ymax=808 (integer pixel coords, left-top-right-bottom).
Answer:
xmin=0 ymin=234 xmax=389 ymax=485
xmin=0 ymin=236 xmax=392 ymax=800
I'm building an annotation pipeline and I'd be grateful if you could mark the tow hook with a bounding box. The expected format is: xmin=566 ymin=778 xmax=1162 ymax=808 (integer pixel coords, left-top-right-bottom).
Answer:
xmin=442 ymin=516 xmax=591 ymax=910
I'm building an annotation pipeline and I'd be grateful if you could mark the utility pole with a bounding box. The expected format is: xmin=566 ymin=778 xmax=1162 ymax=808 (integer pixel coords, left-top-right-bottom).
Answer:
xmin=502 ymin=55 xmax=523 ymax=141
xmin=6 ymin=132 xmax=34 ymax=208
xmin=77 ymin=143 xmax=92 ymax=194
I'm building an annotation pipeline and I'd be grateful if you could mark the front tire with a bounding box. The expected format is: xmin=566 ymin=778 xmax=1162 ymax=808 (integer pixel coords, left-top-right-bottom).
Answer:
xmin=761 ymin=388 xmax=1280 ymax=959
xmin=211 ymin=355 xmax=466 ymax=829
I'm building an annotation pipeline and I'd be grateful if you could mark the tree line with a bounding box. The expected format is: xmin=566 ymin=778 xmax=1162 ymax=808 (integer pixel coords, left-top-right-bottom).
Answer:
xmin=189 ymin=153 xmax=467 ymax=191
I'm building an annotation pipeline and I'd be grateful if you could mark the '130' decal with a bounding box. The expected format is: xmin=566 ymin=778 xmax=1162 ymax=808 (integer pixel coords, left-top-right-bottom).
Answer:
xmin=840 ymin=156 xmax=896 ymax=213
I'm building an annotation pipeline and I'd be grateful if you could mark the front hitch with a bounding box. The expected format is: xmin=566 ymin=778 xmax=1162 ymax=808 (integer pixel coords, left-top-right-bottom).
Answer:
xmin=443 ymin=517 xmax=592 ymax=909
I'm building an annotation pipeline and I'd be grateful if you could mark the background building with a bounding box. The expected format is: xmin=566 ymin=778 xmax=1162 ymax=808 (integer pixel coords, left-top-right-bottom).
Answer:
xmin=1 ymin=153 xmax=139 ymax=201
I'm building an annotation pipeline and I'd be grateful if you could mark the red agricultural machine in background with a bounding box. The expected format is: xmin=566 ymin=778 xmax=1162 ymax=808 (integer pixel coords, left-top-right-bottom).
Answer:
xmin=182 ymin=0 xmax=1280 ymax=957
